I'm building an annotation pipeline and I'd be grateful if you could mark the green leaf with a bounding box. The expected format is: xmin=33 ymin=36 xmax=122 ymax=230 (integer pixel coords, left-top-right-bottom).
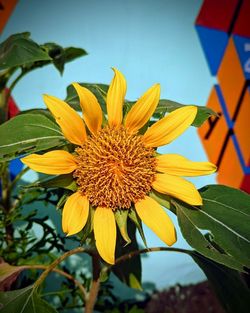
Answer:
xmin=149 ymin=190 xmax=170 ymax=210
xmin=41 ymin=43 xmax=87 ymax=75
xmin=23 ymin=174 xmax=77 ymax=192
xmin=65 ymin=83 xmax=215 ymax=127
xmin=192 ymin=252 xmax=250 ymax=313
xmin=65 ymin=83 xmax=108 ymax=112
xmin=0 ymin=33 xmax=51 ymax=70
xmin=0 ymin=285 xmax=58 ymax=313
xmin=115 ymin=210 xmax=131 ymax=245
xmin=154 ymin=99 xmax=217 ymax=127
xmin=175 ymin=184 xmax=250 ymax=271
xmin=0 ymin=112 xmax=66 ymax=162
xmin=63 ymin=47 xmax=87 ymax=63
xmin=113 ymin=220 xmax=142 ymax=290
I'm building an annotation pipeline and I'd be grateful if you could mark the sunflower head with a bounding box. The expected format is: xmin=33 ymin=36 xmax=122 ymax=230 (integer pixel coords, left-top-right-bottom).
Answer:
xmin=21 ymin=68 xmax=216 ymax=264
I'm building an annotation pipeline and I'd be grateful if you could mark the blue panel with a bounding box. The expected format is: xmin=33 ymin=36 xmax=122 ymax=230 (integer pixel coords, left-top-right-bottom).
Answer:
xmin=196 ymin=25 xmax=229 ymax=75
xmin=233 ymin=35 xmax=250 ymax=80
xmin=231 ymin=135 xmax=250 ymax=174
xmin=215 ymin=85 xmax=234 ymax=129
xmin=9 ymin=157 xmax=23 ymax=179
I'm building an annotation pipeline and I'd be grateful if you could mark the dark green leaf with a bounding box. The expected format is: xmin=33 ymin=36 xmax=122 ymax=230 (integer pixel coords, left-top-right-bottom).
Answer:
xmin=0 ymin=285 xmax=57 ymax=313
xmin=175 ymin=185 xmax=250 ymax=271
xmin=41 ymin=43 xmax=87 ymax=75
xmin=0 ymin=112 xmax=66 ymax=162
xmin=0 ymin=33 xmax=51 ymax=70
xmin=63 ymin=47 xmax=87 ymax=63
xmin=113 ymin=221 xmax=142 ymax=290
xmin=192 ymin=252 xmax=250 ymax=313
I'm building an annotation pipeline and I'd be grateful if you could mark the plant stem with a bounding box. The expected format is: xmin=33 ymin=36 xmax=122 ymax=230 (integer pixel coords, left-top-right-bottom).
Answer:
xmin=24 ymin=264 xmax=87 ymax=300
xmin=115 ymin=246 xmax=191 ymax=265
xmin=85 ymin=254 xmax=101 ymax=313
xmin=5 ymin=70 xmax=27 ymax=104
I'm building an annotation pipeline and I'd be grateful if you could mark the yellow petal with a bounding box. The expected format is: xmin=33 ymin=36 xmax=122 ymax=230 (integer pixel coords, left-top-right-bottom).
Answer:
xmin=156 ymin=154 xmax=217 ymax=176
xmin=72 ymin=83 xmax=103 ymax=134
xmin=153 ymin=173 xmax=202 ymax=205
xmin=143 ymin=106 xmax=197 ymax=147
xmin=62 ymin=192 xmax=89 ymax=236
xmin=21 ymin=150 xmax=77 ymax=175
xmin=107 ymin=68 xmax=127 ymax=128
xmin=94 ymin=207 xmax=116 ymax=264
xmin=135 ymin=196 xmax=176 ymax=246
xmin=43 ymin=94 xmax=87 ymax=145
xmin=124 ymin=84 xmax=160 ymax=133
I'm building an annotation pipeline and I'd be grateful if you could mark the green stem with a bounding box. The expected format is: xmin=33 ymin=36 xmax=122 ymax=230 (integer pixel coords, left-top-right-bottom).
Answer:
xmin=5 ymin=70 xmax=27 ymax=104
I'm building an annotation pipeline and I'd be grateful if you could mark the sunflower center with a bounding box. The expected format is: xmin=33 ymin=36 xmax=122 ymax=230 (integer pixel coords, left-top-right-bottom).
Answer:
xmin=73 ymin=126 xmax=156 ymax=209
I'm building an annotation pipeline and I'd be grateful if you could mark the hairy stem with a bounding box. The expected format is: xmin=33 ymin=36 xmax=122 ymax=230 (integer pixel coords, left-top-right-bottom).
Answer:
xmin=85 ymin=254 xmax=101 ymax=313
xmin=115 ymin=246 xmax=190 ymax=265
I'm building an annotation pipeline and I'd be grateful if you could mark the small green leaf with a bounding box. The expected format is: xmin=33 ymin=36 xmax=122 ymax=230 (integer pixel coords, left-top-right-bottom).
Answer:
xmin=129 ymin=273 xmax=142 ymax=291
xmin=0 ymin=112 xmax=66 ymax=162
xmin=24 ymin=174 xmax=77 ymax=191
xmin=149 ymin=190 xmax=170 ymax=210
xmin=0 ymin=285 xmax=58 ymax=313
xmin=128 ymin=208 xmax=147 ymax=247
xmin=192 ymin=252 xmax=250 ymax=313
xmin=175 ymin=185 xmax=250 ymax=271
xmin=0 ymin=33 xmax=51 ymax=70
xmin=115 ymin=210 xmax=131 ymax=245
xmin=63 ymin=47 xmax=87 ymax=63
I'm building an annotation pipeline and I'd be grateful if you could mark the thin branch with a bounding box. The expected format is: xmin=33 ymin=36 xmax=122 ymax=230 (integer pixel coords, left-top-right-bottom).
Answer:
xmin=24 ymin=264 xmax=87 ymax=300
xmin=9 ymin=167 xmax=30 ymax=192
xmin=115 ymin=246 xmax=191 ymax=265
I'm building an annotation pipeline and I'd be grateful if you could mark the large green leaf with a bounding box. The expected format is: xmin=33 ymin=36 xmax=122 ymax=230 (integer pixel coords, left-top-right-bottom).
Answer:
xmin=192 ymin=252 xmax=250 ymax=313
xmin=113 ymin=220 xmax=142 ymax=290
xmin=0 ymin=285 xmax=57 ymax=313
xmin=0 ymin=112 xmax=66 ymax=162
xmin=0 ymin=33 xmax=51 ymax=70
xmin=65 ymin=83 xmax=215 ymax=127
xmin=175 ymin=185 xmax=250 ymax=271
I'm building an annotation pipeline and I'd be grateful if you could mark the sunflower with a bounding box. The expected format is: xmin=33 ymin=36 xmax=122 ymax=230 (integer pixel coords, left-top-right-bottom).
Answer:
xmin=21 ymin=68 xmax=216 ymax=264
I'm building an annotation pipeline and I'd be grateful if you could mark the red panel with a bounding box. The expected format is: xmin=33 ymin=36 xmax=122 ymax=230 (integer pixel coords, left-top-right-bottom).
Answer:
xmin=195 ymin=0 xmax=239 ymax=32
xmin=233 ymin=0 xmax=250 ymax=38
xmin=241 ymin=172 xmax=250 ymax=193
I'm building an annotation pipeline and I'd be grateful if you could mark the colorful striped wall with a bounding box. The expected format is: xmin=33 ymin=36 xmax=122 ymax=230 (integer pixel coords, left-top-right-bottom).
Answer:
xmin=196 ymin=0 xmax=250 ymax=193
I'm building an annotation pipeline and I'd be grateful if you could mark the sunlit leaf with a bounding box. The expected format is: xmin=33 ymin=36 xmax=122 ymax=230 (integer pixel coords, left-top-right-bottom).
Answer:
xmin=0 ymin=112 xmax=66 ymax=162
xmin=0 ymin=33 xmax=51 ymax=70
xmin=0 ymin=262 xmax=24 ymax=291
